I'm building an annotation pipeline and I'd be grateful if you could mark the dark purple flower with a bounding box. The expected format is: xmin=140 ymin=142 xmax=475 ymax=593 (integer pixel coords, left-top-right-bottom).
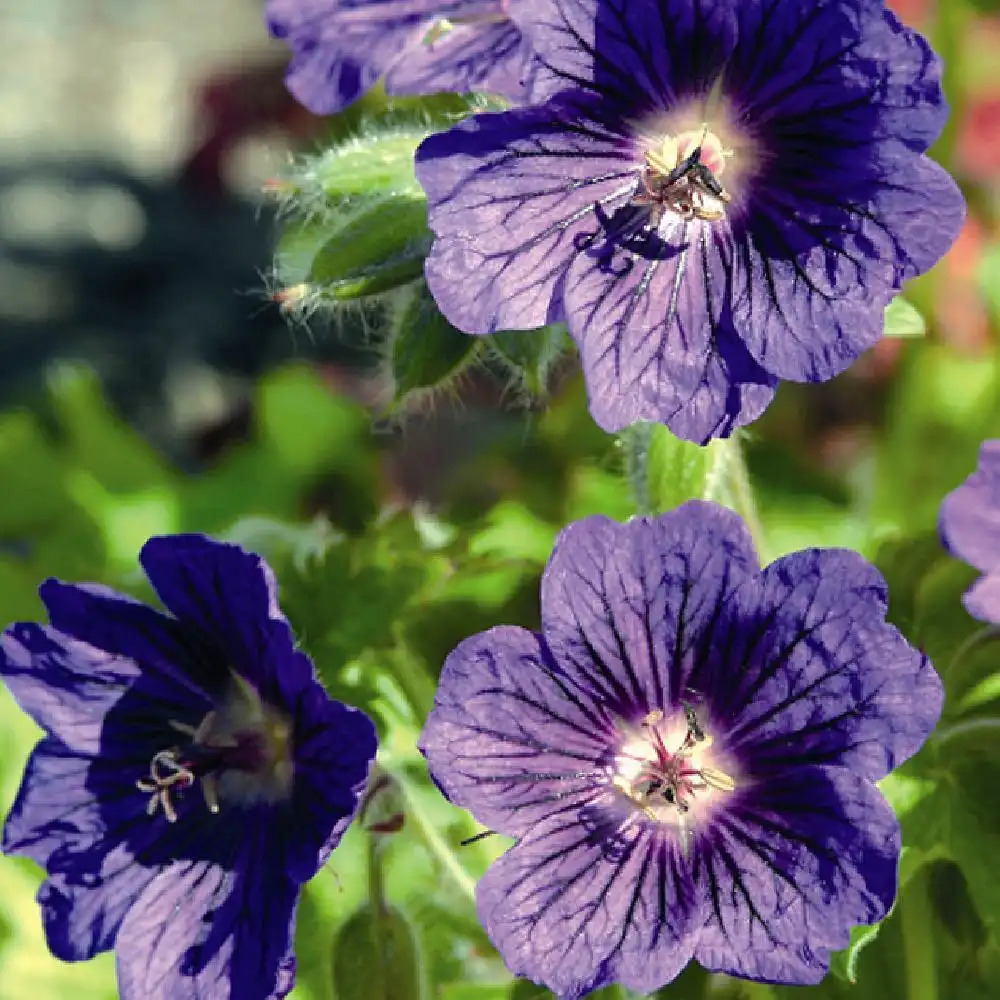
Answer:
xmin=0 ymin=535 xmax=377 ymax=1000
xmin=419 ymin=502 xmax=942 ymax=996
xmin=267 ymin=0 xmax=537 ymax=114
xmin=939 ymin=439 xmax=1000 ymax=623
xmin=416 ymin=0 xmax=964 ymax=440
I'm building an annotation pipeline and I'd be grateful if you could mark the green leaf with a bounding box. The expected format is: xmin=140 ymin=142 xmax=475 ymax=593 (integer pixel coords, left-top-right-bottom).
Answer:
xmin=47 ymin=364 xmax=173 ymax=494
xmin=440 ymin=986 xmax=510 ymax=1000
xmin=257 ymin=364 xmax=371 ymax=476
xmin=884 ymin=296 xmax=927 ymax=338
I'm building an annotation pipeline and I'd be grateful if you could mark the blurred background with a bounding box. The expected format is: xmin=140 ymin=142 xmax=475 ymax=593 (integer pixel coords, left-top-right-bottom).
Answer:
xmin=0 ymin=0 xmax=998 ymax=998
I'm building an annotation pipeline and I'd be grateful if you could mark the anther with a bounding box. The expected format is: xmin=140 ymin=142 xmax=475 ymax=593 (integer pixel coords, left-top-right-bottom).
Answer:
xmin=136 ymin=749 xmax=195 ymax=824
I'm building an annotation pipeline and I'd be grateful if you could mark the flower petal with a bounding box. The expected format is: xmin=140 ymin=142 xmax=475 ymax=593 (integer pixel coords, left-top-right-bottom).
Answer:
xmin=940 ymin=440 xmax=1000 ymax=576
xmin=267 ymin=0 xmax=430 ymax=114
xmin=693 ymin=765 xmax=898 ymax=984
xmin=521 ymin=0 xmax=737 ymax=106
xmin=39 ymin=580 xmax=216 ymax=702
xmin=539 ymin=503 xmax=760 ymax=720
xmin=115 ymin=823 xmax=299 ymax=1000
xmin=418 ymin=98 xmax=638 ymax=334
xmin=419 ymin=625 xmax=611 ymax=839
xmin=138 ymin=535 xmax=314 ymax=708
xmin=0 ymin=622 xmax=201 ymax=755
xmin=285 ymin=689 xmax=376 ymax=881
xmin=386 ymin=16 xmax=535 ymax=102
xmin=734 ymin=156 xmax=964 ymax=382
xmin=712 ymin=548 xmax=942 ymax=781
xmin=730 ymin=0 xmax=947 ymax=159
xmin=477 ymin=808 xmax=702 ymax=998
xmin=564 ymin=219 xmax=777 ymax=437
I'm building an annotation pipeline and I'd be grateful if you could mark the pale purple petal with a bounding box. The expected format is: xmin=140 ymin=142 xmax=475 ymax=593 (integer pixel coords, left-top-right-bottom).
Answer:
xmin=419 ymin=625 xmax=611 ymax=839
xmin=539 ymin=504 xmax=759 ymax=717
xmin=116 ymin=826 xmax=299 ymax=1000
xmin=711 ymin=548 xmax=943 ymax=782
xmin=940 ymin=440 xmax=1000 ymax=575
xmin=694 ymin=766 xmax=898 ymax=983
xmin=478 ymin=809 xmax=703 ymax=998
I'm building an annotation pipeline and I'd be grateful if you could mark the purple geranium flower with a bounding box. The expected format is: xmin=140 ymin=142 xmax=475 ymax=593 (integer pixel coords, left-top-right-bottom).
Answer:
xmin=420 ymin=502 xmax=942 ymax=997
xmin=0 ymin=535 xmax=377 ymax=1000
xmin=416 ymin=0 xmax=964 ymax=440
xmin=939 ymin=439 xmax=1000 ymax=623
xmin=267 ymin=0 xmax=536 ymax=114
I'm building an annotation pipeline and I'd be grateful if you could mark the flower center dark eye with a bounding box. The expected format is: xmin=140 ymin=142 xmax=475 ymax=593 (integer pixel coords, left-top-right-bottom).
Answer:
xmin=135 ymin=675 xmax=294 ymax=823
xmin=613 ymin=703 xmax=735 ymax=848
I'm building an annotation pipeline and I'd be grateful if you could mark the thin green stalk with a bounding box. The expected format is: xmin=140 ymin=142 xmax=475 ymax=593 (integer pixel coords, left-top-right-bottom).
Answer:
xmin=620 ymin=422 xmax=656 ymax=515
xmin=367 ymin=837 xmax=388 ymax=1000
xmin=900 ymin=871 xmax=938 ymax=1000
xmin=393 ymin=768 xmax=477 ymax=903
xmin=721 ymin=435 xmax=769 ymax=562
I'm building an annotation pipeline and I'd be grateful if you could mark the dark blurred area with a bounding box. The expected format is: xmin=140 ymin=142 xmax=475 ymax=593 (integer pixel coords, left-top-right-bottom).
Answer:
xmin=0 ymin=0 xmax=347 ymax=463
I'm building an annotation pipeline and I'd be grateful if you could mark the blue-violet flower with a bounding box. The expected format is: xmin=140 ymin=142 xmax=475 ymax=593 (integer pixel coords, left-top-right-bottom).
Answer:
xmin=939 ymin=439 xmax=1000 ymax=624
xmin=267 ymin=0 xmax=536 ymax=113
xmin=420 ymin=502 xmax=942 ymax=997
xmin=416 ymin=0 xmax=965 ymax=440
xmin=0 ymin=534 xmax=377 ymax=1000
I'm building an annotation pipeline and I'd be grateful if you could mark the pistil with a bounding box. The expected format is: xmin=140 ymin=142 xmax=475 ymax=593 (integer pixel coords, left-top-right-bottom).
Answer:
xmin=613 ymin=704 xmax=735 ymax=848
xmin=636 ymin=126 xmax=732 ymax=224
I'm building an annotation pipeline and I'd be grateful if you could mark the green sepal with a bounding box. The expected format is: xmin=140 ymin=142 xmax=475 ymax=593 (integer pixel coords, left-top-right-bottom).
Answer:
xmin=308 ymin=197 xmax=429 ymax=286
xmin=301 ymin=130 xmax=428 ymax=203
xmin=332 ymin=901 xmax=425 ymax=1000
xmin=488 ymin=325 xmax=573 ymax=397
xmin=387 ymin=282 xmax=483 ymax=404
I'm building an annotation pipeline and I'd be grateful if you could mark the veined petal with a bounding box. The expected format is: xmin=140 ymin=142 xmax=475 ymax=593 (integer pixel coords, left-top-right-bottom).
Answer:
xmin=478 ymin=808 xmax=702 ymax=998
xmin=730 ymin=0 xmax=947 ymax=157
xmin=420 ymin=626 xmax=611 ymax=839
xmin=138 ymin=534 xmax=314 ymax=709
xmin=521 ymin=0 xmax=738 ymax=106
xmin=267 ymin=0 xmax=433 ymax=113
xmin=539 ymin=504 xmax=759 ymax=719
xmin=734 ymin=156 xmax=964 ymax=382
xmin=39 ymin=581 xmax=215 ymax=701
xmin=694 ymin=766 xmax=898 ymax=983
xmin=564 ymin=218 xmax=776 ymax=438
xmin=418 ymin=98 xmax=638 ymax=334
xmin=0 ymin=622 xmax=202 ymax=756
xmin=713 ymin=549 xmax=942 ymax=781
xmin=285 ymin=689 xmax=376 ymax=881
xmin=386 ymin=15 xmax=536 ymax=102
xmin=116 ymin=820 xmax=299 ymax=1000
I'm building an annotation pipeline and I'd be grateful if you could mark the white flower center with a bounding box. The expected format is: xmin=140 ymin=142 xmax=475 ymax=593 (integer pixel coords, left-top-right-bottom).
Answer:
xmin=613 ymin=704 xmax=736 ymax=851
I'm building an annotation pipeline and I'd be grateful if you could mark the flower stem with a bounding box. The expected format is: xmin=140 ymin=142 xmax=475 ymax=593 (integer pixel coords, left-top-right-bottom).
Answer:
xmin=901 ymin=871 xmax=938 ymax=1000
xmin=393 ymin=768 xmax=478 ymax=903
xmin=718 ymin=434 xmax=769 ymax=562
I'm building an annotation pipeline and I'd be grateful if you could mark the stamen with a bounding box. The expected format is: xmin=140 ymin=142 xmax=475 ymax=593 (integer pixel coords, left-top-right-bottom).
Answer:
xmin=636 ymin=125 xmax=732 ymax=225
xmin=613 ymin=702 xmax=735 ymax=845
xmin=136 ymin=749 xmax=195 ymax=824
xmin=136 ymin=679 xmax=295 ymax=824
